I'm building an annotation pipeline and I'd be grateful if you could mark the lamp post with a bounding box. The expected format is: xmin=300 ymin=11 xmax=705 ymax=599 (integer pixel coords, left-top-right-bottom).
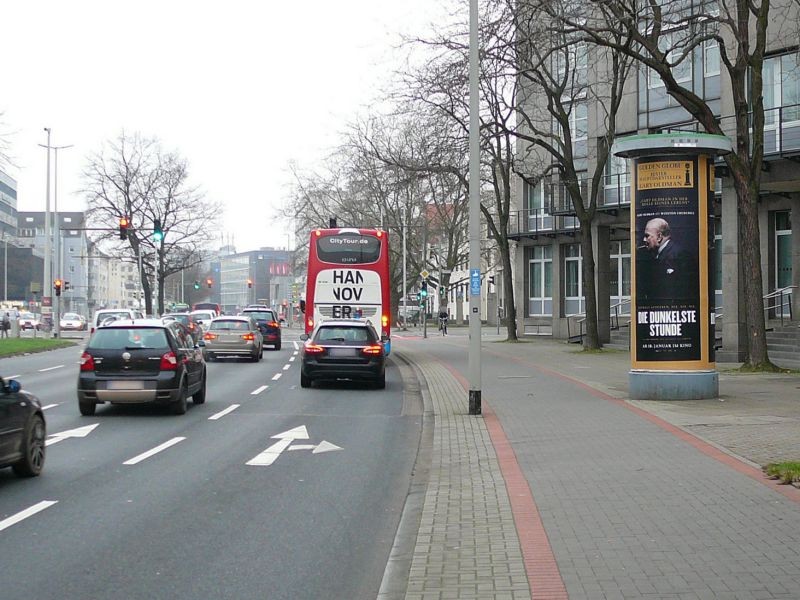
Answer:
xmin=40 ymin=128 xmax=52 ymax=333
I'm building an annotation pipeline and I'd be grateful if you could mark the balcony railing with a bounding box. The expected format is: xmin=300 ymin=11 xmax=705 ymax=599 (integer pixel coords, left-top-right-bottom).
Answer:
xmin=657 ymin=103 xmax=800 ymax=157
xmin=545 ymin=174 xmax=632 ymax=216
xmin=507 ymin=208 xmax=579 ymax=238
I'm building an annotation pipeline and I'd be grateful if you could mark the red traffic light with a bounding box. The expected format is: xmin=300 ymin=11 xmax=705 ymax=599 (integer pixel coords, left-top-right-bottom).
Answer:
xmin=206 ymin=278 xmax=213 ymax=289
xmin=247 ymin=279 xmax=253 ymax=289
xmin=119 ymin=216 xmax=130 ymax=240
xmin=54 ymin=278 xmax=63 ymax=296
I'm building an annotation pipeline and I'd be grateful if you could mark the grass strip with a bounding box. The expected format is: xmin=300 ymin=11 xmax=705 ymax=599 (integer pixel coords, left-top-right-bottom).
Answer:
xmin=0 ymin=338 xmax=77 ymax=358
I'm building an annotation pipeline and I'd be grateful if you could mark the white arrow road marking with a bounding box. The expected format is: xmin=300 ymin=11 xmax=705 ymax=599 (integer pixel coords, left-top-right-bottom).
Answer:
xmin=38 ymin=365 xmax=65 ymax=372
xmin=123 ymin=437 xmax=185 ymax=465
xmin=46 ymin=424 xmax=99 ymax=446
xmin=0 ymin=501 xmax=58 ymax=533
xmin=41 ymin=404 xmax=59 ymax=411
xmin=209 ymin=405 xmax=240 ymax=420
xmin=287 ymin=441 xmax=342 ymax=454
xmin=246 ymin=425 xmax=309 ymax=466
xmin=251 ymin=385 xmax=269 ymax=395
xmin=271 ymin=373 xmax=282 ymax=381
xmin=282 ymin=364 xmax=291 ymax=371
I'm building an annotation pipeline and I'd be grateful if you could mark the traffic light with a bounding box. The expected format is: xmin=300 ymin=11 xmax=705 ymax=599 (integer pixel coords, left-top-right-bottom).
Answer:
xmin=153 ymin=218 xmax=164 ymax=242
xmin=54 ymin=279 xmax=62 ymax=296
xmin=206 ymin=277 xmax=213 ymax=289
xmin=193 ymin=280 xmax=200 ymax=290
xmin=64 ymin=281 xmax=71 ymax=291
xmin=489 ymin=275 xmax=495 ymax=285
xmin=119 ymin=216 xmax=130 ymax=240
xmin=247 ymin=279 xmax=253 ymax=289
xmin=420 ymin=280 xmax=428 ymax=298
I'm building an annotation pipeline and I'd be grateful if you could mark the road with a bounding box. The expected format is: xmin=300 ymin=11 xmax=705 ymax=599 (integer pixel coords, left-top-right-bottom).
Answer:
xmin=0 ymin=330 xmax=422 ymax=600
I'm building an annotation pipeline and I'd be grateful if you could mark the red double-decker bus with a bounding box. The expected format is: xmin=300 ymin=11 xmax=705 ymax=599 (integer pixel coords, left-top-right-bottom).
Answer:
xmin=304 ymin=228 xmax=391 ymax=354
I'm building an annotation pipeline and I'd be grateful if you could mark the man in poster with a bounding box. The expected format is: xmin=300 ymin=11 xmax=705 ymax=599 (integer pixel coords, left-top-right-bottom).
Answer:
xmin=639 ymin=217 xmax=695 ymax=301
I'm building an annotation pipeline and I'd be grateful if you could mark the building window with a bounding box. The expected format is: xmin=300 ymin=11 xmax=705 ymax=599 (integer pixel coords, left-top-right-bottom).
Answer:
xmin=775 ymin=210 xmax=792 ymax=295
xmin=609 ymin=240 xmax=631 ymax=314
xmin=704 ymin=38 xmax=720 ymax=77
xmin=564 ymin=243 xmax=584 ymax=315
xmin=524 ymin=180 xmax=553 ymax=232
xmin=763 ymin=51 xmax=800 ymax=153
xmin=527 ymin=245 xmax=552 ymax=316
xmin=713 ymin=217 xmax=723 ymax=314
xmin=603 ymin=153 xmax=630 ymax=207
xmin=647 ymin=31 xmax=693 ymax=89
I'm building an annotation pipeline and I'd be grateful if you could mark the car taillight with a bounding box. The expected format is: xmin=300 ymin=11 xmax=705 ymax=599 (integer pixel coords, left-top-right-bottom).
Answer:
xmin=79 ymin=352 xmax=95 ymax=371
xmin=241 ymin=333 xmax=255 ymax=341
xmin=362 ymin=344 xmax=384 ymax=356
xmin=303 ymin=344 xmax=325 ymax=355
xmin=204 ymin=333 xmax=217 ymax=341
xmin=268 ymin=321 xmax=280 ymax=328
xmin=90 ymin=327 xmax=95 ymax=334
xmin=160 ymin=351 xmax=179 ymax=370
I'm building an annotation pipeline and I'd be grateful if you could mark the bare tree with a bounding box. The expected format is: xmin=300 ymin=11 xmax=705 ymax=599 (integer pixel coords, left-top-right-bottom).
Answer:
xmin=507 ymin=0 xmax=634 ymax=348
xmin=537 ymin=0 xmax=798 ymax=367
xmin=82 ymin=132 xmax=221 ymax=315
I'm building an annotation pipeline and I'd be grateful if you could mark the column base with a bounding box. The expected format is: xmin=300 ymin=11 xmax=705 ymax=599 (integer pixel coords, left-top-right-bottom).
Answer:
xmin=629 ymin=370 xmax=718 ymax=400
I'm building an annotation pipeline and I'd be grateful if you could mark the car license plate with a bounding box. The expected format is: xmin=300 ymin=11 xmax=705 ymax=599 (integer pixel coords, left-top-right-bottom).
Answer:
xmin=107 ymin=380 xmax=144 ymax=390
xmin=329 ymin=348 xmax=356 ymax=357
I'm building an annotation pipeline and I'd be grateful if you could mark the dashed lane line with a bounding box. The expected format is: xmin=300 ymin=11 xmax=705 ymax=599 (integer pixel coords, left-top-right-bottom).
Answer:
xmin=282 ymin=364 xmax=291 ymax=371
xmin=209 ymin=405 xmax=240 ymax=420
xmin=251 ymin=385 xmax=269 ymax=395
xmin=0 ymin=501 xmax=58 ymax=533
xmin=38 ymin=365 xmax=65 ymax=372
xmin=123 ymin=437 xmax=186 ymax=465
xmin=271 ymin=373 xmax=282 ymax=381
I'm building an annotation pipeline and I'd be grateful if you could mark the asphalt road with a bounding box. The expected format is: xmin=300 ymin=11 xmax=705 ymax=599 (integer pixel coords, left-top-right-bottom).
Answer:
xmin=0 ymin=331 xmax=422 ymax=600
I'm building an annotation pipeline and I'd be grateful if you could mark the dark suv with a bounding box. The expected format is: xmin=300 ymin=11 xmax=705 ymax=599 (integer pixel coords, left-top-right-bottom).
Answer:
xmin=240 ymin=308 xmax=282 ymax=350
xmin=77 ymin=319 xmax=207 ymax=416
xmin=300 ymin=319 xmax=386 ymax=388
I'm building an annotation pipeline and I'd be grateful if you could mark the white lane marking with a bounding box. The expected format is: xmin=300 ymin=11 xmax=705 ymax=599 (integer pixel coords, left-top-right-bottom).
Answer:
xmin=46 ymin=424 xmax=99 ymax=446
xmin=293 ymin=350 xmax=298 ymax=356
xmin=246 ymin=426 xmax=309 ymax=466
xmin=123 ymin=437 xmax=186 ymax=465
xmin=38 ymin=365 xmax=65 ymax=372
xmin=282 ymin=364 xmax=291 ymax=371
xmin=271 ymin=373 xmax=282 ymax=381
xmin=293 ymin=341 xmax=299 ymax=350
xmin=7 ymin=374 xmax=20 ymax=380
xmin=289 ymin=356 xmax=295 ymax=362
xmin=41 ymin=404 xmax=59 ymax=411
xmin=208 ymin=404 xmax=240 ymax=420
xmin=287 ymin=442 xmax=342 ymax=454
xmin=251 ymin=385 xmax=269 ymax=395
xmin=0 ymin=501 xmax=58 ymax=533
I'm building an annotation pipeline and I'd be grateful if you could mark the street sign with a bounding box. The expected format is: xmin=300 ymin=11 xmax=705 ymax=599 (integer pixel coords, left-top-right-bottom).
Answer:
xmin=420 ymin=270 xmax=430 ymax=279
xmin=470 ymin=268 xmax=481 ymax=296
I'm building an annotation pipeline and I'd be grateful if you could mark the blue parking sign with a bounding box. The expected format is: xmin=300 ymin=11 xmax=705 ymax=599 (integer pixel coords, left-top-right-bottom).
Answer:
xmin=470 ymin=268 xmax=481 ymax=296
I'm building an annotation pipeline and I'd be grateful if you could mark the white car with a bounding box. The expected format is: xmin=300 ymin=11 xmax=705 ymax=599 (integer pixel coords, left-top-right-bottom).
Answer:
xmin=190 ymin=310 xmax=217 ymax=331
xmin=19 ymin=312 xmax=41 ymax=331
xmin=60 ymin=312 xmax=86 ymax=331
xmin=90 ymin=308 xmax=145 ymax=334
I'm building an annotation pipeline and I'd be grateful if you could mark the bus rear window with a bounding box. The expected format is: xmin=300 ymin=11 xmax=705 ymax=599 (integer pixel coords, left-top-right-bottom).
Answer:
xmin=316 ymin=234 xmax=381 ymax=264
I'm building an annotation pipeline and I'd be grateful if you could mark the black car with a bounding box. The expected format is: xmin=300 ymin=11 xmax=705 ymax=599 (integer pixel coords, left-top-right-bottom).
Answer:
xmin=240 ymin=308 xmax=282 ymax=350
xmin=300 ymin=319 xmax=387 ymax=388
xmin=77 ymin=319 xmax=207 ymax=416
xmin=0 ymin=377 xmax=46 ymax=477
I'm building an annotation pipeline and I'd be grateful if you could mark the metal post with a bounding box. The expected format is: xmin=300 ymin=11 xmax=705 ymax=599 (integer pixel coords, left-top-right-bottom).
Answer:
xmin=42 ymin=128 xmax=52 ymax=334
xmin=422 ymin=224 xmax=428 ymax=339
xmin=402 ymin=207 xmax=407 ymax=330
xmin=3 ymin=233 xmax=7 ymax=304
xmin=54 ymin=148 xmax=61 ymax=337
xmin=468 ymin=0 xmax=482 ymax=414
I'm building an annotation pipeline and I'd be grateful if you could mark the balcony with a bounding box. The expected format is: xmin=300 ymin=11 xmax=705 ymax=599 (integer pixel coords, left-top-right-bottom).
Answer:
xmin=546 ymin=174 xmax=632 ymax=216
xmin=507 ymin=208 xmax=579 ymax=240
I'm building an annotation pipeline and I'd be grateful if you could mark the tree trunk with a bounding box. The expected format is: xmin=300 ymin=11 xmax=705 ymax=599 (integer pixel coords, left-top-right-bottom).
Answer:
xmin=500 ymin=238 xmax=518 ymax=341
xmin=579 ymin=219 xmax=601 ymax=349
xmin=730 ymin=169 xmax=773 ymax=368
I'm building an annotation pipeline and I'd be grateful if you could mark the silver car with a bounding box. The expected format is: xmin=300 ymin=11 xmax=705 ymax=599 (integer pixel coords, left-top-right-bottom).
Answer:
xmin=202 ymin=316 xmax=263 ymax=362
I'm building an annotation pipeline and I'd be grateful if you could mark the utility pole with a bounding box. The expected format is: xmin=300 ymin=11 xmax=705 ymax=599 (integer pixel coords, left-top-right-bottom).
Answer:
xmin=50 ymin=142 xmax=74 ymax=337
xmin=468 ymin=0 xmax=482 ymax=414
xmin=41 ymin=128 xmax=52 ymax=334
xmin=402 ymin=207 xmax=408 ymax=331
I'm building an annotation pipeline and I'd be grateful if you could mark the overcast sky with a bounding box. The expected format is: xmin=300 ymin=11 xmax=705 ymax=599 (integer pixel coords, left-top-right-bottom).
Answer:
xmin=1 ymin=0 xmax=452 ymax=252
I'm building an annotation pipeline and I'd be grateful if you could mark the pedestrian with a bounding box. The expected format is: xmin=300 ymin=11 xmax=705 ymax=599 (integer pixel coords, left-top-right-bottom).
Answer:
xmin=1 ymin=312 xmax=10 ymax=338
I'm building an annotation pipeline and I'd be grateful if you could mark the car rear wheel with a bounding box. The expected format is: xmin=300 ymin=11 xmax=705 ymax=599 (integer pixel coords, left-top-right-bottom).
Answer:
xmin=300 ymin=372 xmax=311 ymax=388
xmin=192 ymin=371 xmax=207 ymax=404
xmin=79 ymin=401 xmax=97 ymax=416
xmin=171 ymin=384 xmax=188 ymax=415
xmin=12 ymin=414 xmax=46 ymax=477
xmin=259 ymin=346 xmax=264 ymax=359
xmin=375 ymin=372 xmax=386 ymax=389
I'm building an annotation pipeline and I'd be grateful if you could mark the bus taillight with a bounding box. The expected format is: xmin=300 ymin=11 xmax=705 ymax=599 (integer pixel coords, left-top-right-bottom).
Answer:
xmin=307 ymin=318 xmax=314 ymax=328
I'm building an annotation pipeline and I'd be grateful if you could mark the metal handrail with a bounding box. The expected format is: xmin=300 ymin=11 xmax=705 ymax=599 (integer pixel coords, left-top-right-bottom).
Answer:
xmin=762 ymin=285 xmax=796 ymax=325
xmin=565 ymin=312 xmax=586 ymax=343
xmin=610 ymin=299 xmax=631 ymax=330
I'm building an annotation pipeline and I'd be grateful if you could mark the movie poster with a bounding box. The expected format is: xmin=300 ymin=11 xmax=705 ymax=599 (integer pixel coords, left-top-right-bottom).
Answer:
xmin=634 ymin=157 xmax=701 ymax=362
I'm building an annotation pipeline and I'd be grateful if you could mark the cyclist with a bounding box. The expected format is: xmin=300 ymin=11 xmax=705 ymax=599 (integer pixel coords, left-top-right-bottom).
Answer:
xmin=438 ymin=307 xmax=449 ymax=336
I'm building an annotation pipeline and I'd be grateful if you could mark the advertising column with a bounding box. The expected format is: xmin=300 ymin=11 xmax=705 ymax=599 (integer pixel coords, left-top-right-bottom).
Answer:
xmin=613 ymin=134 xmax=731 ymax=400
